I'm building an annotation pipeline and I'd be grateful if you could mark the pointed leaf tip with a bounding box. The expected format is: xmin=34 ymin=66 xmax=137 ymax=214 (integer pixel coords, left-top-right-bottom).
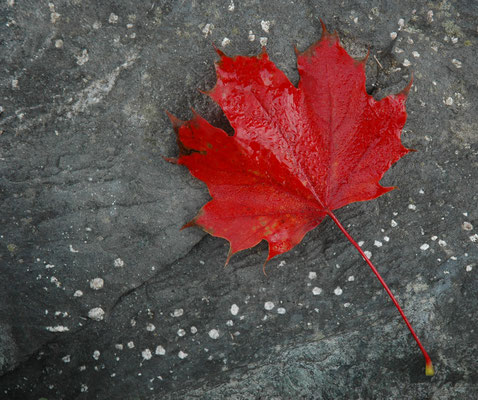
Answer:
xmin=319 ymin=18 xmax=328 ymax=36
xmin=358 ymin=48 xmax=370 ymax=65
xmin=212 ymin=43 xmax=226 ymax=58
xmin=163 ymin=156 xmax=179 ymax=164
xmin=319 ymin=18 xmax=339 ymax=42
xmin=181 ymin=219 xmax=197 ymax=231
xmin=398 ymin=73 xmax=414 ymax=98
xmin=262 ymin=260 xmax=268 ymax=276
xmin=224 ymin=244 xmax=233 ymax=266
xmin=166 ymin=111 xmax=185 ymax=132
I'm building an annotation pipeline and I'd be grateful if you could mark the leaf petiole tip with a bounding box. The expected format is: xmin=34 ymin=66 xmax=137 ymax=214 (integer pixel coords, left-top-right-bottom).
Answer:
xmin=425 ymin=358 xmax=435 ymax=376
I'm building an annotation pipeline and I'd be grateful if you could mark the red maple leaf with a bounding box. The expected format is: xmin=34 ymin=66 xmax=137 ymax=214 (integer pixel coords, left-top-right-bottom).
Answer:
xmin=168 ymin=22 xmax=433 ymax=375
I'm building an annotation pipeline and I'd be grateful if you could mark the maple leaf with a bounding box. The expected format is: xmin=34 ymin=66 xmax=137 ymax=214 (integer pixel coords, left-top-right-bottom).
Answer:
xmin=168 ymin=22 xmax=433 ymax=376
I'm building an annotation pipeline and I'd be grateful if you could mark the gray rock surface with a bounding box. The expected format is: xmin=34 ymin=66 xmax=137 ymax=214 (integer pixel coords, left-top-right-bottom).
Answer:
xmin=1 ymin=0 xmax=477 ymax=399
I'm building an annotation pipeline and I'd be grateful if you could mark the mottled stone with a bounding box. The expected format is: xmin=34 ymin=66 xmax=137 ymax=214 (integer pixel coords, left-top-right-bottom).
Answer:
xmin=1 ymin=0 xmax=477 ymax=399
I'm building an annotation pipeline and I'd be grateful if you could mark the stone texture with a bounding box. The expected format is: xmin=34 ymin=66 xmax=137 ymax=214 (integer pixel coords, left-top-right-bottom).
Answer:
xmin=1 ymin=0 xmax=477 ymax=399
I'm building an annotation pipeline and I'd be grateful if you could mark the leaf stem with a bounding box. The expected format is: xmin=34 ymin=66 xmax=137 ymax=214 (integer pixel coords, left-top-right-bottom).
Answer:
xmin=326 ymin=210 xmax=434 ymax=376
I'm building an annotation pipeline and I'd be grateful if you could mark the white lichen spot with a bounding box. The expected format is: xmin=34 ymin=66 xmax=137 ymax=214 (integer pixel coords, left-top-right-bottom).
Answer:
xmin=127 ymin=341 xmax=135 ymax=349
xmin=126 ymin=23 xmax=133 ymax=29
xmin=259 ymin=37 xmax=268 ymax=46
xmin=462 ymin=221 xmax=473 ymax=231
xmin=177 ymin=329 xmax=186 ymax=337
xmin=50 ymin=276 xmax=61 ymax=288
xmin=364 ymin=250 xmax=372 ymax=258
xmin=261 ymin=20 xmax=271 ymax=33
xmin=49 ymin=3 xmax=61 ymax=24
xmin=46 ymin=325 xmax=69 ymax=332
xmin=383 ymin=236 xmax=390 ymax=242
xmin=358 ymin=240 xmax=364 ymax=247
xmin=408 ymin=204 xmax=417 ymax=210
xmin=73 ymin=290 xmax=83 ymax=297
xmin=62 ymin=355 xmax=71 ymax=363
xmin=202 ymin=23 xmax=214 ymax=38
xmin=398 ymin=18 xmax=405 ymax=28
xmin=344 ymin=302 xmax=351 ymax=308
xmin=75 ymin=49 xmax=89 ymax=66
xmin=403 ymin=59 xmax=411 ymax=67
xmin=88 ymin=307 xmax=105 ymax=321
xmin=374 ymin=240 xmax=382 ymax=248
xmin=390 ymin=31 xmax=397 ymax=39
xmin=92 ymin=21 xmax=101 ymax=29
xmin=312 ymin=287 xmax=322 ymax=295
xmin=353 ymin=17 xmax=358 ymax=24
xmin=277 ymin=307 xmax=286 ymax=314
xmin=89 ymin=277 xmax=104 ymax=290
xmin=80 ymin=384 xmax=88 ymax=392
xmin=452 ymin=59 xmax=462 ymax=68
xmin=146 ymin=323 xmax=156 ymax=332
xmin=334 ymin=287 xmax=343 ymax=296
xmin=391 ymin=219 xmax=398 ymax=227
xmin=54 ymin=311 xmax=68 ymax=317
xmin=230 ymin=304 xmax=239 ymax=316
xmin=308 ymin=271 xmax=317 ymax=279
xmin=155 ymin=345 xmax=166 ymax=355
xmin=228 ymin=0 xmax=235 ymax=11
xmin=445 ymin=97 xmax=454 ymax=106
xmin=395 ymin=47 xmax=404 ymax=54
xmin=178 ymin=351 xmax=188 ymax=359
xmin=92 ymin=350 xmax=100 ymax=360
xmin=115 ymin=344 xmax=123 ymax=350
xmin=69 ymin=244 xmax=79 ymax=253
xmin=278 ymin=260 xmax=286 ymax=267
xmin=264 ymin=301 xmax=275 ymax=311
xmin=451 ymin=37 xmax=458 ymax=44
xmin=172 ymin=308 xmax=184 ymax=317
xmin=348 ymin=275 xmax=355 ymax=282
xmin=109 ymin=13 xmax=119 ymax=24
xmin=55 ymin=39 xmax=63 ymax=49
xmin=226 ymin=320 xmax=233 ymax=326
xmin=142 ymin=348 xmax=152 ymax=360
xmin=466 ymin=265 xmax=473 ymax=272
xmin=419 ymin=189 xmax=425 ymax=194
xmin=412 ymin=51 xmax=420 ymax=58
xmin=114 ymin=257 xmax=124 ymax=267
xmin=427 ymin=10 xmax=434 ymax=23
xmin=407 ymin=38 xmax=414 ymax=44
xmin=208 ymin=329 xmax=220 ymax=339
xmin=469 ymin=234 xmax=478 ymax=243
xmin=7 ymin=0 xmax=15 ymax=6
xmin=420 ymin=243 xmax=430 ymax=251
xmin=221 ymin=37 xmax=231 ymax=47
xmin=190 ymin=326 xmax=198 ymax=334
xmin=248 ymin=30 xmax=255 ymax=41
xmin=438 ymin=239 xmax=447 ymax=247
